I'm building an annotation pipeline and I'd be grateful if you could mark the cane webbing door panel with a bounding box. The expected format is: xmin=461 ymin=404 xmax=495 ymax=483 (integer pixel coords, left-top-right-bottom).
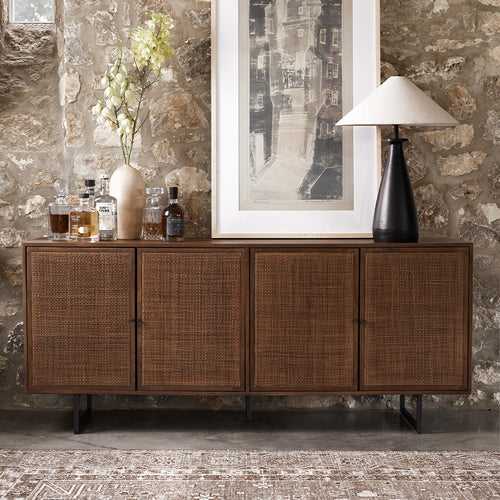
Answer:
xmin=251 ymin=249 xmax=359 ymax=392
xmin=138 ymin=249 xmax=246 ymax=391
xmin=360 ymin=248 xmax=470 ymax=391
xmin=26 ymin=248 xmax=135 ymax=392
xmin=23 ymin=239 xmax=471 ymax=399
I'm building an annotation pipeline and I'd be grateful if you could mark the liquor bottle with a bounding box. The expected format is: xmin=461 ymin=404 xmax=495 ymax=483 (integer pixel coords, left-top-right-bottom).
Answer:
xmin=162 ymin=187 xmax=186 ymax=242
xmin=69 ymin=193 xmax=99 ymax=242
xmin=48 ymin=179 xmax=72 ymax=240
xmin=142 ymin=187 xmax=164 ymax=240
xmin=95 ymin=175 xmax=117 ymax=241
xmin=84 ymin=179 xmax=96 ymax=207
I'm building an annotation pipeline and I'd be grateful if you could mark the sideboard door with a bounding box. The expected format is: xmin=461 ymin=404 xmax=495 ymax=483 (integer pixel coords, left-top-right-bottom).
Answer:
xmin=26 ymin=248 xmax=136 ymax=392
xmin=138 ymin=249 xmax=246 ymax=391
xmin=360 ymin=248 xmax=470 ymax=392
xmin=251 ymin=249 xmax=359 ymax=392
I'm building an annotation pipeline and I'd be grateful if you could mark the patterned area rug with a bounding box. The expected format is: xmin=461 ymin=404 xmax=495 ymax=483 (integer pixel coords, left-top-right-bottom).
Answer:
xmin=0 ymin=450 xmax=498 ymax=499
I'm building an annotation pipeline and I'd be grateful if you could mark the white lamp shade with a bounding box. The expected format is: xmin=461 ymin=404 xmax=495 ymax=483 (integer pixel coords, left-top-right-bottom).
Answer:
xmin=336 ymin=76 xmax=459 ymax=127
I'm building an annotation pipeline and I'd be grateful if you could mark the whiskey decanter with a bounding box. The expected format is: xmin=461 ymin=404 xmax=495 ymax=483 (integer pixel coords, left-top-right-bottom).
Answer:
xmin=142 ymin=187 xmax=164 ymax=240
xmin=48 ymin=179 xmax=71 ymax=240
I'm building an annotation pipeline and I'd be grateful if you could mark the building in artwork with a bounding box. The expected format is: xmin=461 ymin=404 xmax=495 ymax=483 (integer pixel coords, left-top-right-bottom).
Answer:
xmin=298 ymin=0 xmax=343 ymax=200
xmin=248 ymin=0 xmax=343 ymax=201
xmin=248 ymin=0 xmax=276 ymax=180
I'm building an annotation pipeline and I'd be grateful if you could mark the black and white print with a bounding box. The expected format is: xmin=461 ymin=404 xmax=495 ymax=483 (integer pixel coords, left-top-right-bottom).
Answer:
xmin=241 ymin=0 xmax=352 ymax=211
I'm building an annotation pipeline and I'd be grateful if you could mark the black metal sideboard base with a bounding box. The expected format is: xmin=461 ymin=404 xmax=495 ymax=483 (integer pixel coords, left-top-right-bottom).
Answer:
xmin=399 ymin=395 xmax=423 ymax=433
xmin=73 ymin=394 xmax=92 ymax=434
xmin=72 ymin=394 xmax=425 ymax=434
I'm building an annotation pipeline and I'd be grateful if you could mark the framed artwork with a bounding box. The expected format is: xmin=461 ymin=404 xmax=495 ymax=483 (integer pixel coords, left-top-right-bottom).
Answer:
xmin=212 ymin=0 xmax=380 ymax=238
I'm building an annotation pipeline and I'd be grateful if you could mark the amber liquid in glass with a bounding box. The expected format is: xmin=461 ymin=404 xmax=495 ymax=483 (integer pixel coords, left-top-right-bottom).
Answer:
xmin=143 ymin=222 xmax=163 ymax=239
xmin=69 ymin=210 xmax=99 ymax=241
xmin=49 ymin=213 xmax=69 ymax=234
xmin=162 ymin=203 xmax=185 ymax=241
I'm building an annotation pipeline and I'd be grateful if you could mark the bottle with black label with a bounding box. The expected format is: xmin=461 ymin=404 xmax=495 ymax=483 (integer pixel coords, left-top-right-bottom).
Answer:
xmin=162 ymin=186 xmax=185 ymax=242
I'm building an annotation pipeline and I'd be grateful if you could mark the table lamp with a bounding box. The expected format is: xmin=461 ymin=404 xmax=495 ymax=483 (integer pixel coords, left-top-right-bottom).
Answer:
xmin=336 ymin=76 xmax=459 ymax=242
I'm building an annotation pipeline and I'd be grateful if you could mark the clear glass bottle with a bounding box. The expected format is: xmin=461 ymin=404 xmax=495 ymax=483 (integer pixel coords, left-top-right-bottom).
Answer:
xmin=95 ymin=175 xmax=117 ymax=241
xmin=84 ymin=179 xmax=96 ymax=207
xmin=142 ymin=187 xmax=164 ymax=240
xmin=48 ymin=179 xmax=72 ymax=240
xmin=162 ymin=186 xmax=186 ymax=242
xmin=69 ymin=193 xmax=99 ymax=242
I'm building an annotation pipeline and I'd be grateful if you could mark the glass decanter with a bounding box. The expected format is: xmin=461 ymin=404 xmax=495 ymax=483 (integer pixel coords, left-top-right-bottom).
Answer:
xmin=48 ymin=179 xmax=72 ymax=240
xmin=142 ymin=187 xmax=164 ymax=240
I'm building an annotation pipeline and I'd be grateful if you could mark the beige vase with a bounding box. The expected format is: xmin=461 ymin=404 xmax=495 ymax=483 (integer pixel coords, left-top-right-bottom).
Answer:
xmin=109 ymin=164 xmax=146 ymax=239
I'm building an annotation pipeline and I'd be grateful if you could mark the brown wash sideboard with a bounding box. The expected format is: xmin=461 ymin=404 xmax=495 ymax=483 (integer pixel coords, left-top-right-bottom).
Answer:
xmin=22 ymin=238 xmax=472 ymax=433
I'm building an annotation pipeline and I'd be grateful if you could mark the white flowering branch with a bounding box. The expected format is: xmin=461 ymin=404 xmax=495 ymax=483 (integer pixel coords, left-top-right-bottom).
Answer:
xmin=92 ymin=13 xmax=175 ymax=165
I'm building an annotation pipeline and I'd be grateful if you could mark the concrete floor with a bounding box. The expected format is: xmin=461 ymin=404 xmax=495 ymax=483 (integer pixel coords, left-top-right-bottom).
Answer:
xmin=0 ymin=409 xmax=498 ymax=451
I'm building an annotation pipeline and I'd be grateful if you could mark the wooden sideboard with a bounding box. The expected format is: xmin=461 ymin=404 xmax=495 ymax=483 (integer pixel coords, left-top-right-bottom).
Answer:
xmin=23 ymin=238 xmax=472 ymax=433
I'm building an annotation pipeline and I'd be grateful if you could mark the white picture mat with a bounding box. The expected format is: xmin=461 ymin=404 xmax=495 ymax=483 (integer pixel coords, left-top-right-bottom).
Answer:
xmin=212 ymin=0 xmax=380 ymax=238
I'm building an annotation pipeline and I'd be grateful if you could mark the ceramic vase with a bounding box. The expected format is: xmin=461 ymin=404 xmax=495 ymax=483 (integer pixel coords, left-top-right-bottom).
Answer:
xmin=372 ymin=138 xmax=418 ymax=243
xmin=109 ymin=164 xmax=146 ymax=239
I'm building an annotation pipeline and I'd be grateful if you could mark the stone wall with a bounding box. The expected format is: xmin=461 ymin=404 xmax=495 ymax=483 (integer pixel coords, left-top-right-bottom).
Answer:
xmin=0 ymin=0 xmax=498 ymax=411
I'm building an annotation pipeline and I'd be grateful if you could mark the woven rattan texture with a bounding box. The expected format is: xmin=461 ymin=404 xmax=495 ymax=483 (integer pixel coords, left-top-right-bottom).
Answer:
xmin=361 ymin=250 xmax=468 ymax=388
xmin=253 ymin=251 xmax=357 ymax=390
xmin=29 ymin=250 xmax=133 ymax=388
xmin=140 ymin=251 xmax=243 ymax=389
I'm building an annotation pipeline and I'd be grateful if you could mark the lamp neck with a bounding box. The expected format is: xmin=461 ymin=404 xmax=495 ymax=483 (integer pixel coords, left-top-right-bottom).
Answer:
xmin=385 ymin=124 xmax=409 ymax=145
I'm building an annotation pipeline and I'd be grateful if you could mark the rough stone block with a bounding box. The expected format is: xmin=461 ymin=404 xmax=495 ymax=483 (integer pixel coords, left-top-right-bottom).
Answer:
xmin=0 ymin=166 xmax=17 ymax=197
xmin=449 ymin=179 xmax=481 ymax=200
xmin=414 ymin=184 xmax=449 ymax=231
xmin=484 ymin=110 xmax=500 ymax=145
xmin=175 ymin=37 xmax=211 ymax=83
xmin=5 ymin=323 xmax=23 ymax=354
xmin=4 ymin=26 xmax=56 ymax=55
xmin=64 ymin=38 xmax=93 ymax=65
xmin=186 ymin=9 xmax=211 ymax=28
xmin=490 ymin=46 xmax=500 ymax=66
xmin=64 ymin=111 xmax=86 ymax=148
xmin=137 ymin=0 xmax=174 ymax=23
xmin=20 ymin=195 xmax=47 ymax=219
xmin=419 ymin=124 xmax=474 ymax=151
xmin=60 ymin=69 xmax=81 ymax=105
xmin=0 ymin=114 xmax=57 ymax=152
xmin=438 ymin=151 xmax=487 ymax=176
xmin=151 ymin=139 xmax=176 ymax=164
xmin=447 ymin=84 xmax=477 ymax=119
xmin=478 ymin=11 xmax=500 ymax=35
xmin=0 ymin=229 xmax=24 ymax=248
xmin=88 ymin=11 xmax=118 ymax=47
xmin=4 ymin=258 xmax=23 ymax=287
xmin=150 ymin=92 xmax=209 ymax=136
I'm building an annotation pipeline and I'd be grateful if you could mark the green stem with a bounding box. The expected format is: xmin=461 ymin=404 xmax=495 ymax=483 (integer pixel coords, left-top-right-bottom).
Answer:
xmin=128 ymin=68 xmax=148 ymax=165
xmin=114 ymin=105 xmax=128 ymax=164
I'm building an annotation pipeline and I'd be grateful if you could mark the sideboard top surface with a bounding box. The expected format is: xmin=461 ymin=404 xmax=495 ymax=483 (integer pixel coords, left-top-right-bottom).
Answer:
xmin=23 ymin=237 xmax=472 ymax=249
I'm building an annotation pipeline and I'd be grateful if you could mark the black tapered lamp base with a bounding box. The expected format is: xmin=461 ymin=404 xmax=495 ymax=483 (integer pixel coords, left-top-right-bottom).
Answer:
xmin=372 ymin=126 xmax=419 ymax=243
